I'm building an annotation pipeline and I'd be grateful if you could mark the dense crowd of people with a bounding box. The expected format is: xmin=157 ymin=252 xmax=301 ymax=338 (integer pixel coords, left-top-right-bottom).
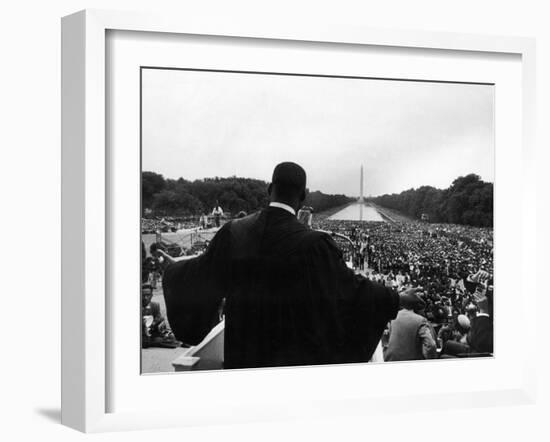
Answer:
xmin=312 ymin=215 xmax=494 ymax=357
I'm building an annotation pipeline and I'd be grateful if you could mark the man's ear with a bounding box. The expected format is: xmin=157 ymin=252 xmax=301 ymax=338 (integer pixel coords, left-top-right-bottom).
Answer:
xmin=300 ymin=189 xmax=306 ymax=202
xmin=268 ymin=183 xmax=272 ymax=195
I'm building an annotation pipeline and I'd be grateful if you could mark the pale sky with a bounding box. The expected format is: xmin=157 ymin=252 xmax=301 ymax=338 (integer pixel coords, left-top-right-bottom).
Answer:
xmin=142 ymin=68 xmax=494 ymax=197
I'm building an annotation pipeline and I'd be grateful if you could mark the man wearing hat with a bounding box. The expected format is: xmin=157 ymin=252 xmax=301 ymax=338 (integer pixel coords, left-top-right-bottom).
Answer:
xmin=163 ymin=162 xmax=408 ymax=369
xmin=384 ymin=289 xmax=437 ymax=361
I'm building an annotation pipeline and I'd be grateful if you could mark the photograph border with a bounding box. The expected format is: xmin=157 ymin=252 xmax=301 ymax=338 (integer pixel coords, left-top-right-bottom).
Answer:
xmin=138 ymin=65 xmax=496 ymax=372
xmin=61 ymin=9 xmax=536 ymax=432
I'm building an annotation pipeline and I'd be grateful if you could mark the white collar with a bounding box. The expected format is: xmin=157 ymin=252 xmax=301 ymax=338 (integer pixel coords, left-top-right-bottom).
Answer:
xmin=269 ymin=202 xmax=296 ymax=216
xmin=477 ymin=312 xmax=490 ymax=318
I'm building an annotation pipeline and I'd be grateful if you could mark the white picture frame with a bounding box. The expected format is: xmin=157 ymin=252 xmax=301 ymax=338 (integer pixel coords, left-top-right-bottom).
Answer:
xmin=61 ymin=9 xmax=537 ymax=433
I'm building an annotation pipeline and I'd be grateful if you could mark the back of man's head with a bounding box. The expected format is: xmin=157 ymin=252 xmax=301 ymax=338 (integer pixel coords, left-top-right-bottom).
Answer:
xmin=269 ymin=162 xmax=307 ymax=205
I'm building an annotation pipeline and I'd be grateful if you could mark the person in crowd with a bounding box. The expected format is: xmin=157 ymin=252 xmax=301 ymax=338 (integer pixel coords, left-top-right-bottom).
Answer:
xmin=359 ymin=234 xmax=368 ymax=271
xmin=141 ymin=283 xmax=182 ymax=349
xmin=439 ymin=273 xmax=493 ymax=357
xmin=200 ymin=213 xmax=208 ymax=229
xmin=143 ymin=254 xmax=161 ymax=289
xmin=438 ymin=313 xmax=470 ymax=355
xmin=454 ymin=314 xmax=471 ymax=341
xmin=141 ymin=241 xmax=148 ymax=283
xmin=468 ymin=289 xmax=493 ymax=354
xmin=163 ymin=162 xmax=418 ymax=369
xmin=211 ymin=201 xmax=224 ymax=227
xmin=384 ymin=290 xmax=437 ymax=361
xmin=459 ymin=269 xmax=493 ymax=354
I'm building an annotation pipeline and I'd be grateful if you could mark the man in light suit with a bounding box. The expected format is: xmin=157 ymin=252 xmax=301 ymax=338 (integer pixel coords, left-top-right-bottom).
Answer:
xmin=384 ymin=291 xmax=437 ymax=361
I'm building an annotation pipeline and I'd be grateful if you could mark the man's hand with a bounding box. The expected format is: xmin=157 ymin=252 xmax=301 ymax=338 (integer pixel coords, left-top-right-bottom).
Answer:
xmin=469 ymin=269 xmax=490 ymax=285
xmin=468 ymin=269 xmax=489 ymax=302
xmin=155 ymin=249 xmax=178 ymax=266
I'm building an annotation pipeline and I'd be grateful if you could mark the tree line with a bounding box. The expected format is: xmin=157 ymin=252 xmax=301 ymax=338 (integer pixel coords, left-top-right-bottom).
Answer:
xmin=142 ymin=171 xmax=354 ymax=217
xmin=370 ymin=174 xmax=493 ymax=227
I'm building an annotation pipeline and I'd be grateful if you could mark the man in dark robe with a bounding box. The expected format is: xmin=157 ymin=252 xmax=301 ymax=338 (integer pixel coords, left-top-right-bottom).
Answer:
xmin=163 ymin=162 xmax=404 ymax=369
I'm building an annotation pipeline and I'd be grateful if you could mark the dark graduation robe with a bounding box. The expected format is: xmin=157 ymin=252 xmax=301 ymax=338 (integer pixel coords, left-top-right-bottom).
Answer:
xmin=163 ymin=206 xmax=399 ymax=369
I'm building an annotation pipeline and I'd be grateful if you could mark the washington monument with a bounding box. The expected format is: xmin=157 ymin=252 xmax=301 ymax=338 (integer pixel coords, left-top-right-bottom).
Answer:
xmin=326 ymin=166 xmax=384 ymax=222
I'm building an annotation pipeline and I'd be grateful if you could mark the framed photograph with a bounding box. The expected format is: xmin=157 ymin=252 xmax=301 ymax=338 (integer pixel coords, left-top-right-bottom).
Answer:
xmin=61 ymin=9 xmax=537 ymax=432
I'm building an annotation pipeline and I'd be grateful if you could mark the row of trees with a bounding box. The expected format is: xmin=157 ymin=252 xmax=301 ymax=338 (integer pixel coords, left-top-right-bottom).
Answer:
xmin=142 ymin=171 xmax=354 ymax=217
xmin=144 ymin=171 xmax=493 ymax=226
xmin=303 ymin=191 xmax=353 ymax=214
xmin=370 ymin=174 xmax=493 ymax=227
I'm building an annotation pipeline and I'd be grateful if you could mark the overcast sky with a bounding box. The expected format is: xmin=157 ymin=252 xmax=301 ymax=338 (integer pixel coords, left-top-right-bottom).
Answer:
xmin=142 ymin=68 xmax=494 ymax=197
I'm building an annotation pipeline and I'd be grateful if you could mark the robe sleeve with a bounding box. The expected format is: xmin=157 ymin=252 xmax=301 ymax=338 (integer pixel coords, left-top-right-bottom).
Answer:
xmin=301 ymin=233 xmax=400 ymax=363
xmin=162 ymin=223 xmax=231 ymax=345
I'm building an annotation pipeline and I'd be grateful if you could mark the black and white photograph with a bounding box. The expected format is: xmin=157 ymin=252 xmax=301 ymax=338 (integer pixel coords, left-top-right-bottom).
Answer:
xmin=140 ymin=68 xmax=494 ymax=373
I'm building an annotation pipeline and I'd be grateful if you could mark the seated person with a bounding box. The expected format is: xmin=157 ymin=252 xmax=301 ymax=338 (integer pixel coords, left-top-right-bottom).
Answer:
xmin=143 ymin=256 xmax=161 ymax=288
xmin=141 ymin=283 xmax=182 ymax=348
